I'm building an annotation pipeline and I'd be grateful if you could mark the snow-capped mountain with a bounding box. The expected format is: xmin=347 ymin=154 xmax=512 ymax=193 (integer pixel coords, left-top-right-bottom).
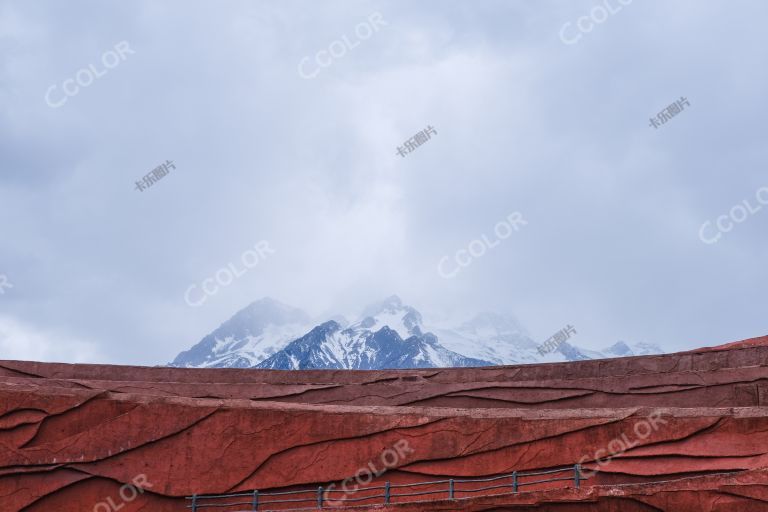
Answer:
xmin=256 ymin=316 xmax=491 ymax=370
xmin=353 ymin=295 xmax=425 ymax=339
xmin=557 ymin=340 xmax=664 ymax=361
xmin=435 ymin=312 xmax=542 ymax=365
xmin=170 ymin=296 xmax=664 ymax=370
xmin=605 ymin=340 xmax=663 ymax=357
xmin=255 ymin=296 xmax=491 ymax=369
xmin=170 ymin=298 xmax=312 ymax=368
xmin=437 ymin=317 xmax=663 ymax=365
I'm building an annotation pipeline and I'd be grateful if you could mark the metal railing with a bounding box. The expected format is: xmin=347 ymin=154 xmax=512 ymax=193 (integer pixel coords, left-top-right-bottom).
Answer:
xmin=186 ymin=464 xmax=585 ymax=511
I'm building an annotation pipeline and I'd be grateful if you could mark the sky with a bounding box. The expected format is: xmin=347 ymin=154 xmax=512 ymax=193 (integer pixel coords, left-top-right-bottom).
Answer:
xmin=0 ymin=0 xmax=766 ymax=365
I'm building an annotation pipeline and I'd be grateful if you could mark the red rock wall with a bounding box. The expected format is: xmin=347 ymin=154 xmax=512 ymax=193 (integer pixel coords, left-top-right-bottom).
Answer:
xmin=1 ymin=335 xmax=767 ymax=511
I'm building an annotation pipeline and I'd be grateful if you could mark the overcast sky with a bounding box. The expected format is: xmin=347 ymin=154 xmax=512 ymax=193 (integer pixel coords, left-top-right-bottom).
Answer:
xmin=1 ymin=0 xmax=766 ymax=365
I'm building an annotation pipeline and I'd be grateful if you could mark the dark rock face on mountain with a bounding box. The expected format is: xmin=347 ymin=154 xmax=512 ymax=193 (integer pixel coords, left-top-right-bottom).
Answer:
xmin=256 ymin=320 xmax=492 ymax=370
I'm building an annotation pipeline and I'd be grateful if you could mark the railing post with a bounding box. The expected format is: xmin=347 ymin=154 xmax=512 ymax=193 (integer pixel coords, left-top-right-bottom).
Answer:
xmin=187 ymin=466 xmax=585 ymax=511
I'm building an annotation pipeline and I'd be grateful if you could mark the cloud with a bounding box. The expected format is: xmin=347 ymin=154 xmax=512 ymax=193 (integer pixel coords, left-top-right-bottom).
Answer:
xmin=0 ymin=0 xmax=766 ymax=364
xmin=0 ymin=315 xmax=103 ymax=363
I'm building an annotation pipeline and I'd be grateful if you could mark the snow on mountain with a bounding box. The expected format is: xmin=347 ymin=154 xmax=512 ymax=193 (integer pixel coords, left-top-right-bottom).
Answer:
xmin=352 ymin=295 xmax=424 ymax=339
xmin=597 ymin=340 xmax=663 ymax=358
xmin=433 ymin=315 xmax=660 ymax=366
xmin=553 ymin=340 xmax=664 ymax=362
xmin=256 ymin=296 xmax=492 ymax=370
xmin=600 ymin=341 xmax=635 ymax=358
xmin=435 ymin=312 xmax=541 ymax=365
xmin=170 ymin=296 xmax=665 ymax=370
xmin=170 ymin=298 xmax=312 ymax=368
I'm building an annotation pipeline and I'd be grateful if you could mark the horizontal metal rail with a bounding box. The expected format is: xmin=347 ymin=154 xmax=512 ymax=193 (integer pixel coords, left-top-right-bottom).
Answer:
xmin=186 ymin=464 xmax=585 ymax=510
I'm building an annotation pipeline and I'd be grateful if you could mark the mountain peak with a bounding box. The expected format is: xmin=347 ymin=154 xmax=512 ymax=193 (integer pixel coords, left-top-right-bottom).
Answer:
xmin=244 ymin=296 xmax=301 ymax=313
xmin=170 ymin=297 xmax=311 ymax=368
xmin=604 ymin=341 xmax=633 ymax=356
xmin=319 ymin=320 xmax=342 ymax=332
xmin=256 ymin=312 xmax=492 ymax=370
xmin=357 ymin=296 xmax=423 ymax=340
xmin=459 ymin=312 xmax=528 ymax=337
xmin=382 ymin=294 xmax=403 ymax=306
xmin=172 ymin=296 xmax=665 ymax=370
xmin=626 ymin=341 xmax=663 ymax=356
xmin=361 ymin=295 xmax=404 ymax=316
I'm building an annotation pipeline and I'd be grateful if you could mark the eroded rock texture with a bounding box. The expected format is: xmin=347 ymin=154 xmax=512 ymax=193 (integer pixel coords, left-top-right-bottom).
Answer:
xmin=1 ymin=335 xmax=767 ymax=511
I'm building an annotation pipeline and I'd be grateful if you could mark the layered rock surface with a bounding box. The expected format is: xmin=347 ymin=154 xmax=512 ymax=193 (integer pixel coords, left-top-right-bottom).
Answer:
xmin=1 ymin=335 xmax=767 ymax=511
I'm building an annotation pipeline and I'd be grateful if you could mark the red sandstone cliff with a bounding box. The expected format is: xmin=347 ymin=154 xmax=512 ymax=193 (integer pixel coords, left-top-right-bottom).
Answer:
xmin=1 ymin=335 xmax=767 ymax=511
